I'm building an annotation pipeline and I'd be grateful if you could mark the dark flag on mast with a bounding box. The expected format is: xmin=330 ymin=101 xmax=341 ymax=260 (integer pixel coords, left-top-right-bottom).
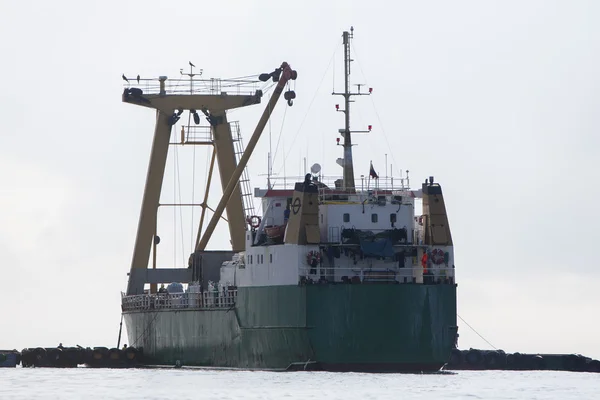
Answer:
xmin=369 ymin=161 xmax=379 ymax=179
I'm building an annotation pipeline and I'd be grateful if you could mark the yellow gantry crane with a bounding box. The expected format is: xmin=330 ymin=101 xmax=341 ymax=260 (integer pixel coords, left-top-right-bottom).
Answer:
xmin=122 ymin=63 xmax=297 ymax=295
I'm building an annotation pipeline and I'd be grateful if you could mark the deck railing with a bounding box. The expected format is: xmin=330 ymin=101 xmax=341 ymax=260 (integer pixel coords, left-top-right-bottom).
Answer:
xmin=268 ymin=176 xmax=413 ymax=194
xmin=299 ymin=266 xmax=456 ymax=285
xmin=327 ymin=227 xmax=413 ymax=245
xmin=318 ymin=187 xmax=417 ymax=205
xmin=121 ymin=290 xmax=237 ymax=312
xmin=122 ymin=77 xmax=261 ymax=97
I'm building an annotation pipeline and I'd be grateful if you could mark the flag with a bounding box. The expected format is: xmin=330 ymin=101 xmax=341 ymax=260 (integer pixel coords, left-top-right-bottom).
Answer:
xmin=369 ymin=161 xmax=379 ymax=179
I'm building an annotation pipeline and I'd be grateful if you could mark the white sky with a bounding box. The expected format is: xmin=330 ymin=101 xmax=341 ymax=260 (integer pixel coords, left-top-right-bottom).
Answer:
xmin=1 ymin=0 xmax=599 ymax=360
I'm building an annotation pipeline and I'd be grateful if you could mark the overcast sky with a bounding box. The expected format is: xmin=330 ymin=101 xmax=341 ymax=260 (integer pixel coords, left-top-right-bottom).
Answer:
xmin=1 ymin=0 xmax=599 ymax=360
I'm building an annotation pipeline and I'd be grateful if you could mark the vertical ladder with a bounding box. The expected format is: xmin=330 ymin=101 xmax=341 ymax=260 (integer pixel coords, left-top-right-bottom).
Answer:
xmin=231 ymin=121 xmax=256 ymax=221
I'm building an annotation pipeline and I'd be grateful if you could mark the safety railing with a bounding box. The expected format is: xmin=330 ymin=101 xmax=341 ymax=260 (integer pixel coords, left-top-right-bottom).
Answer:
xmin=121 ymin=290 xmax=237 ymax=312
xmin=122 ymin=77 xmax=261 ymax=96
xmin=180 ymin=125 xmax=213 ymax=144
xmin=328 ymin=227 xmax=413 ymax=245
xmin=318 ymin=187 xmax=418 ymax=205
xmin=268 ymin=175 xmax=412 ymax=192
xmin=298 ymin=266 xmax=456 ymax=285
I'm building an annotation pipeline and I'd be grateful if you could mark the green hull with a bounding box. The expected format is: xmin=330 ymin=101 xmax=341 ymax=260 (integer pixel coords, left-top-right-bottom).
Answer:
xmin=124 ymin=284 xmax=457 ymax=372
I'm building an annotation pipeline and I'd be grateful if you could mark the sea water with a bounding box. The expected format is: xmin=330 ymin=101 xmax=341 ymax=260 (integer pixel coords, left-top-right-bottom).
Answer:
xmin=1 ymin=368 xmax=598 ymax=399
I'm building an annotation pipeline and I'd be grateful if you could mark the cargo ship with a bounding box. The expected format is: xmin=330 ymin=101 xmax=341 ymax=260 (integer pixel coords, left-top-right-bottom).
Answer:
xmin=120 ymin=28 xmax=458 ymax=372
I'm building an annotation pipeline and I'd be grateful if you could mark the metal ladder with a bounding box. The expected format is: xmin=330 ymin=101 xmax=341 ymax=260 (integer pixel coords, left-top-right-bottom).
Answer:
xmin=231 ymin=121 xmax=256 ymax=220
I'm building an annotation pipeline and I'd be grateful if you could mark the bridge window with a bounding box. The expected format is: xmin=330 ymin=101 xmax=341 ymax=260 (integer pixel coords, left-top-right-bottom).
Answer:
xmin=343 ymin=213 xmax=350 ymax=223
xmin=371 ymin=213 xmax=378 ymax=223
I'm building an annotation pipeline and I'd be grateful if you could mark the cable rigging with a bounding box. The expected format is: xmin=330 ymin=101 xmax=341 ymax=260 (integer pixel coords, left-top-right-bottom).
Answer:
xmin=185 ymin=110 xmax=197 ymax=254
xmin=174 ymin=143 xmax=186 ymax=266
xmin=351 ymin=43 xmax=404 ymax=179
xmin=159 ymin=68 xmax=284 ymax=261
xmin=457 ymin=314 xmax=498 ymax=350
xmin=270 ymin=40 xmax=340 ymax=186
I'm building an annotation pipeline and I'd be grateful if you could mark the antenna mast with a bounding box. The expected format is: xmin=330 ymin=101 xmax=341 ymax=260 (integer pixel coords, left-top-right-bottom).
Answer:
xmin=333 ymin=27 xmax=372 ymax=192
xmin=180 ymin=61 xmax=203 ymax=94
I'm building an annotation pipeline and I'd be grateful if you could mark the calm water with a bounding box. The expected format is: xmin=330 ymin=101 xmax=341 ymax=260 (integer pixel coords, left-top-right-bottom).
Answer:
xmin=1 ymin=368 xmax=598 ymax=399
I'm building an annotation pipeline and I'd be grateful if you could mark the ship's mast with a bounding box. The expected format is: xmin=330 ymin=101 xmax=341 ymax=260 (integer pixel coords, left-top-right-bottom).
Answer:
xmin=333 ymin=27 xmax=371 ymax=192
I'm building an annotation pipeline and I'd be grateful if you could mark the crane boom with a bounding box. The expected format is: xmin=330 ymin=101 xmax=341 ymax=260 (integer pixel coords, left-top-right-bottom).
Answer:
xmin=196 ymin=62 xmax=297 ymax=251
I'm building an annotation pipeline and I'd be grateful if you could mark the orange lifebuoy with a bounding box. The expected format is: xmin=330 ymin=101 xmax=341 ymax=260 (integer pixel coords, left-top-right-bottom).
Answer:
xmin=431 ymin=248 xmax=445 ymax=265
xmin=307 ymin=250 xmax=321 ymax=265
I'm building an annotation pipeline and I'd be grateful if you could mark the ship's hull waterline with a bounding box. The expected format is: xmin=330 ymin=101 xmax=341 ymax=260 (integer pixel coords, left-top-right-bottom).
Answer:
xmin=124 ymin=284 xmax=457 ymax=372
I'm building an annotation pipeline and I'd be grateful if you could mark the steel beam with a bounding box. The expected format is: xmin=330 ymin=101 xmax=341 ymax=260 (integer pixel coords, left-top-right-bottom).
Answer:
xmin=196 ymin=63 xmax=296 ymax=252
xmin=127 ymin=110 xmax=172 ymax=295
xmin=211 ymin=112 xmax=246 ymax=251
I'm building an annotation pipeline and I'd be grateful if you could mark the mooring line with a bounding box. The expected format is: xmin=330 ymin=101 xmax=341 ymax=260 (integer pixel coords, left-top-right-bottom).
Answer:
xmin=457 ymin=314 xmax=497 ymax=350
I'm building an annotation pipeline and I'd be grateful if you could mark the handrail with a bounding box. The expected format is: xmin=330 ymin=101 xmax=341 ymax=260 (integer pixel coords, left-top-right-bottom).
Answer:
xmin=268 ymin=176 xmax=413 ymax=192
xmin=122 ymin=77 xmax=261 ymax=97
xmin=181 ymin=126 xmax=213 ymax=143
xmin=122 ymin=290 xmax=237 ymax=312
xmin=318 ymin=187 xmax=416 ymax=204
xmin=299 ymin=265 xmax=456 ymax=284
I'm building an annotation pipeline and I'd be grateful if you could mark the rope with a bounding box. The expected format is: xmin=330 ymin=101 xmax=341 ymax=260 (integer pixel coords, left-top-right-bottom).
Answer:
xmin=174 ymin=144 xmax=186 ymax=266
xmin=271 ymin=40 xmax=340 ymax=185
xmin=259 ymin=81 xmax=277 ymax=99
xmin=200 ymin=139 xmax=211 ymax=241
xmin=271 ymin=104 xmax=288 ymax=174
xmin=131 ymin=310 xmax=160 ymax=348
xmin=226 ymin=74 xmax=259 ymax=80
xmin=351 ymin=43 xmax=403 ymax=178
xmin=457 ymin=314 xmax=498 ymax=350
xmin=173 ymin=129 xmax=177 ymax=269
xmin=189 ymin=112 xmax=196 ymax=253
xmin=267 ymin=92 xmax=273 ymax=187
xmin=227 ymin=81 xmax=276 ymax=119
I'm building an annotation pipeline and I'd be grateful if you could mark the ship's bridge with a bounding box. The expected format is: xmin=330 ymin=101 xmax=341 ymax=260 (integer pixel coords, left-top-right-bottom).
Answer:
xmin=234 ymin=174 xmax=455 ymax=288
xmin=252 ymin=175 xmax=423 ymax=245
